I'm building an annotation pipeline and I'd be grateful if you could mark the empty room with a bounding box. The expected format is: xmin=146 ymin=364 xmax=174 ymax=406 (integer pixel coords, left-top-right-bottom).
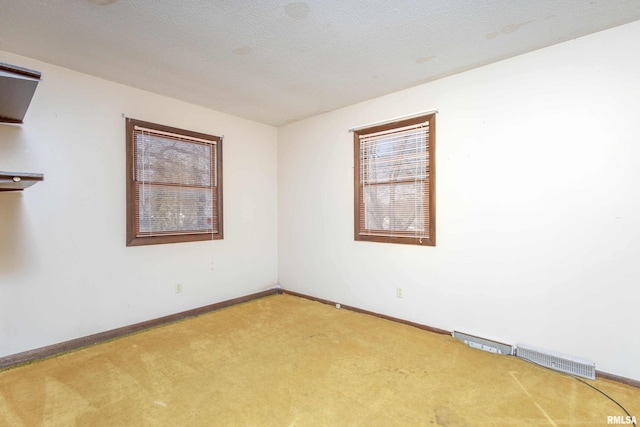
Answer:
xmin=1 ymin=1 xmax=639 ymax=425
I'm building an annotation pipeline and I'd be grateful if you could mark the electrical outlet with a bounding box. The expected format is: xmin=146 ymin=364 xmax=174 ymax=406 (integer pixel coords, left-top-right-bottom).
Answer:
xmin=396 ymin=287 xmax=403 ymax=298
xmin=175 ymin=283 xmax=183 ymax=293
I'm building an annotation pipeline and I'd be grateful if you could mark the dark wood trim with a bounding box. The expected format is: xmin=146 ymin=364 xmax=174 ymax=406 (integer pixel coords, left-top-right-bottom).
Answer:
xmin=429 ymin=113 xmax=436 ymax=246
xmin=355 ymin=234 xmax=436 ymax=246
xmin=0 ymin=288 xmax=279 ymax=370
xmin=353 ymin=127 xmax=361 ymax=242
xmin=282 ymin=289 xmax=451 ymax=336
xmin=596 ymin=370 xmax=640 ymax=389
xmin=125 ymin=118 xmax=136 ymax=245
xmin=216 ymin=135 xmax=224 ymax=240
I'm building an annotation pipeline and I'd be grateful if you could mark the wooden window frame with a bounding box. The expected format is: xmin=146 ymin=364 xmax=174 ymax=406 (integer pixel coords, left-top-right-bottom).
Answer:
xmin=353 ymin=113 xmax=435 ymax=246
xmin=126 ymin=118 xmax=223 ymax=246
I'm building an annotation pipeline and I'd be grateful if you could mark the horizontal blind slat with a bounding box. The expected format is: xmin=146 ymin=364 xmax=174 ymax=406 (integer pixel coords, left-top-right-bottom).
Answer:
xmin=359 ymin=122 xmax=428 ymax=141
xmin=134 ymin=126 xmax=217 ymax=145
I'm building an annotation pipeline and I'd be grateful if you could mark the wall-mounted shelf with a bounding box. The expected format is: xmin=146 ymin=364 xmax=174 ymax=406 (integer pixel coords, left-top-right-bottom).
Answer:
xmin=0 ymin=171 xmax=44 ymax=191
xmin=0 ymin=63 xmax=44 ymax=191
xmin=0 ymin=63 xmax=43 ymax=191
xmin=0 ymin=62 xmax=42 ymax=124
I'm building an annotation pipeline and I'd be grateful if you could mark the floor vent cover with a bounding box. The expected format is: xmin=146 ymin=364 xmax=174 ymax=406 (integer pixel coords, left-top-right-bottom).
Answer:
xmin=515 ymin=344 xmax=595 ymax=380
xmin=452 ymin=331 xmax=513 ymax=355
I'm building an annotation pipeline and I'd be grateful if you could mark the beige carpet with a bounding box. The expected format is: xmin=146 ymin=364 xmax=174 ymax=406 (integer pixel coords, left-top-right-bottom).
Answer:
xmin=0 ymin=294 xmax=638 ymax=426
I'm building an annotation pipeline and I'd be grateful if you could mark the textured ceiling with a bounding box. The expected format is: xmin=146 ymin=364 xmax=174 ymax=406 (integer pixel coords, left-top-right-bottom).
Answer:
xmin=1 ymin=0 xmax=639 ymax=126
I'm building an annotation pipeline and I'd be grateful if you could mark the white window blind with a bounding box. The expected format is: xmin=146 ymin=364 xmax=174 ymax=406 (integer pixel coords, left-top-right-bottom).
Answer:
xmin=355 ymin=114 xmax=434 ymax=245
xmin=134 ymin=126 xmax=218 ymax=237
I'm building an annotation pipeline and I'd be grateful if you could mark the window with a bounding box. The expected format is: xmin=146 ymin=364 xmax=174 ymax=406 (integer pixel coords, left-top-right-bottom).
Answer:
xmin=354 ymin=113 xmax=435 ymax=246
xmin=126 ymin=118 xmax=223 ymax=246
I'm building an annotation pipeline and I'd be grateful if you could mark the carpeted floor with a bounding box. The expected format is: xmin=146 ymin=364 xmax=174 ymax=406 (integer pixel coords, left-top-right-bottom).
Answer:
xmin=0 ymin=294 xmax=638 ymax=426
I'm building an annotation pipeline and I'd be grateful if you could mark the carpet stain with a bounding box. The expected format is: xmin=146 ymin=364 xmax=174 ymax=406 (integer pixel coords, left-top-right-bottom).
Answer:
xmin=435 ymin=405 xmax=468 ymax=426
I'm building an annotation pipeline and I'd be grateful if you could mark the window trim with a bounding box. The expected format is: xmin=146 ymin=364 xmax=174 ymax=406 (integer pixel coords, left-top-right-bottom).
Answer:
xmin=353 ymin=113 xmax=435 ymax=246
xmin=126 ymin=118 xmax=223 ymax=246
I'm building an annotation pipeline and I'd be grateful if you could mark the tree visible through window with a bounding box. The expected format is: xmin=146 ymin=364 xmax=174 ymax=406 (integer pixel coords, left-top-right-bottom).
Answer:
xmin=126 ymin=118 xmax=223 ymax=246
xmin=354 ymin=113 xmax=435 ymax=246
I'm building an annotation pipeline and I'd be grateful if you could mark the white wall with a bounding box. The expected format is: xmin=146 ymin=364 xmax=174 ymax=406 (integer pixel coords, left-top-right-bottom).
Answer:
xmin=0 ymin=52 xmax=279 ymax=357
xmin=278 ymin=21 xmax=640 ymax=381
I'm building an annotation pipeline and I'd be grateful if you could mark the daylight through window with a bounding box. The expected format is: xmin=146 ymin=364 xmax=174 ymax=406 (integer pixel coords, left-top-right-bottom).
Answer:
xmin=126 ymin=118 xmax=223 ymax=246
xmin=354 ymin=113 xmax=435 ymax=246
